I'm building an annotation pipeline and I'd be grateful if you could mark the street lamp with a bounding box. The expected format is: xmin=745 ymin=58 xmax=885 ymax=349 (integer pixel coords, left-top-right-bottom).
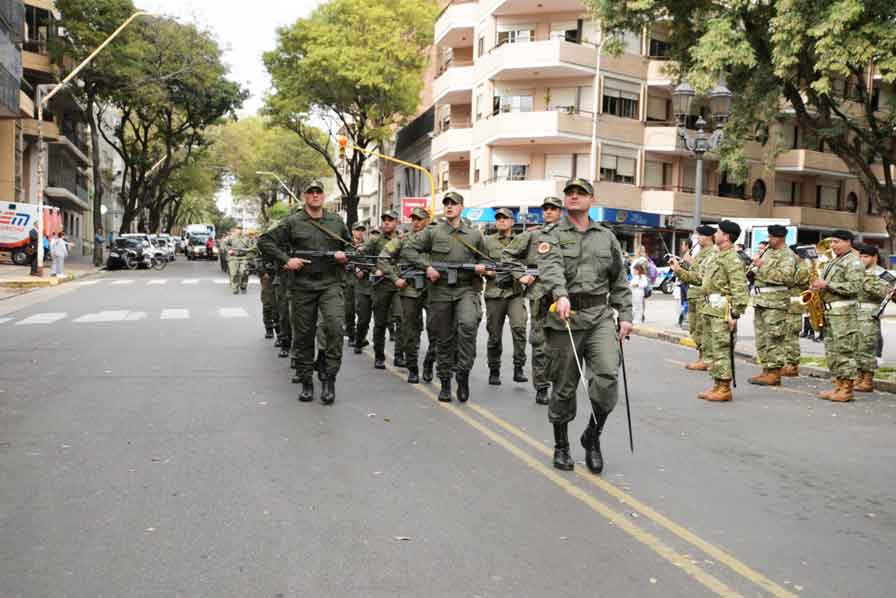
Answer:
xmin=672 ymin=81 xmax=733 ymax=230
xmin=35 ymin=11 xmax=157 ymax=274
xmin=256 ymin=171 xmax=299 ymax=205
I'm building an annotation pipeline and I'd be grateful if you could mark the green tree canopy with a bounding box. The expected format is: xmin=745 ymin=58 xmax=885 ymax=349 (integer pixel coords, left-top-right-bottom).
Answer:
xmin=263 ymin=0 xmax=438 ymax=226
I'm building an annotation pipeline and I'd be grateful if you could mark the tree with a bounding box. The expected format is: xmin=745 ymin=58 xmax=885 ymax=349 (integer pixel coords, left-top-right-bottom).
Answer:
xmin=586 ymin=0 xmax=896 ymax=247
xmin=263 ymin=0 xmax=438 ymax=227
xmin=207 ymin=116 xmax=329 ymax=220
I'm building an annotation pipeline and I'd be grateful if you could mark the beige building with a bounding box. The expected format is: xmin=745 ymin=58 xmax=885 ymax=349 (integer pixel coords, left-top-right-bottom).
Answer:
xmin=432 ymin=0 xmax=892 ymax=253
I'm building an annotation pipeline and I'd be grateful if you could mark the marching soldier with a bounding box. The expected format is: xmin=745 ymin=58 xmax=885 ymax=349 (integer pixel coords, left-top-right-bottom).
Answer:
xmin=669 ymin=225 xmax=717 ymax=370
xmin=405 ymin=191 xmax=488 ymax=403
xmin=253 ymin=227 xmax=279 ymax=339
xmin=224 ymin=225 xmax=252 ymax=294
xmin=536 ymin=179 xmax=633 ymax=475
xmin=854 ymin=244 xmax=890 ymax=392
xmin=378 ymin=207 xmax=437 ymax=384
xmin=694 ymin=220 xmax=750 ymax=402
xmin=747 ymin=225 xmax=800 ymax=386
xmin=366 ymin=211 xmax=401 ymax=369
xmin=502 ymin=196 xmax=564 ymax=404
xmin=257 ymin=181 xmax=350 ymax=405
xmin=483 ymin=208 xmax=528 ymax=386
xmin=783 ymin=246 xmax=811 ymax=376
xmin=813 ymin=230 xmax=863 ymax=402
xmin=344 ymin=223 xmax=366 ymax=346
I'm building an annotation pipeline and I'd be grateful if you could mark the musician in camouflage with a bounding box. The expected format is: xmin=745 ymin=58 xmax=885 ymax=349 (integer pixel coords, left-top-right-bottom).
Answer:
xmin=854 ymin=244 xmax=891 ymax=392
xmin=783 ymin=253 xmax=811 ymax=376
xmin=669 ymin=225 xmax=717 ymax=371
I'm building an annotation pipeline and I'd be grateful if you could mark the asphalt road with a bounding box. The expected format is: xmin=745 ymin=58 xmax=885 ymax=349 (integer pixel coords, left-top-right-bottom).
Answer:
xmin=1 ymin=260 xmax=894 ymax=598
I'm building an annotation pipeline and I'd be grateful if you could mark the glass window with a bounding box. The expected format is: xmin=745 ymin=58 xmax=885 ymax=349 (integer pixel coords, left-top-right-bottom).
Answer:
xmin=603 ymin=79 xmax=641 ymax=119
xmin=646 ymin=96 xmax=669 ymax=121
xmin=495 ymin=94 xmax=534 ymax=115
xmin=644 ymin=161 xmax=667 ymax=189
xmin=497 ymin=25 xmax=534 ymax=46
xmin=574 ymin=154 xmax=591 ymax=179
xmin=648 ymin=38 xmax=670 ymax=58
xmin=816 ymin=184 xmax=840 ymax=210
xmin=478 ymin=36 xmax=485 ymax=58
xmin=492 ymin=164 xmax=528 ymax=181
xmin=545 ymin=155 xmax=573 ymax=180
xmin=845 ymin=192 xmax=858 ymax=212
xmin=550 ymin=21 xmax=579 ymax=43
xmin=600 ymin=154 xmax=636 ymax=185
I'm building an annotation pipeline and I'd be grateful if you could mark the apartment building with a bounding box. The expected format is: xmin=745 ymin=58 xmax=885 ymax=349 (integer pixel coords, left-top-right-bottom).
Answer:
xmin=0 ymin=0 xmax=23 ymax=204
xmin=431 ymin=0 xmax=892 ymax=255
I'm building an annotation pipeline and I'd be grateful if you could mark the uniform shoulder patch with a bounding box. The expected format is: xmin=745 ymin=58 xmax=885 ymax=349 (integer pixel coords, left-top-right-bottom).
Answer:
xmin=537 ymin=241 xmax=552 ymax=255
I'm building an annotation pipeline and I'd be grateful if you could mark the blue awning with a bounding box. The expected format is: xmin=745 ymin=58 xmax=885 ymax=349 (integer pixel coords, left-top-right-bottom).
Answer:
xmin=462 ymin=207 xmax=496 ymax=222
xmin=589 ymin=207 xmax=661 ymax=228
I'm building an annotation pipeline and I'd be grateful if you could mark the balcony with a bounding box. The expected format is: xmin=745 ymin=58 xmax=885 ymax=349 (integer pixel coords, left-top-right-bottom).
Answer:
xmin=488 ymin=0 xmax=584 ymax=16
xmin=643 ymin=125 xmax=683 ymax=155
xmin=475 ymin=110 xmax=593 ymax=146
xmin=470 ymin=178 xmax=566 ymax=208
xmin=772 ymin=206 xmax=858 ymax=230
xmin=646 ymin=59 xmax=677 ymax=87
xmin=434 ymin=2 xmax=477 ymax=48
xmin=433 ymin=64 xmax=474 ymax=105
xmin=642 ymin=187 xmax=760 ymax=219
xmin=775 ymin=149 xmax=854 ymax=178
xmin=479 ymin=40 xmax=597 ymax=81
xmin=22 ymin=48 xmax=52 ymax=74
xmin=22 ymin=117 xmax=59 ymax=140
xmin=431 ymin=123 xmax=473 ymax=161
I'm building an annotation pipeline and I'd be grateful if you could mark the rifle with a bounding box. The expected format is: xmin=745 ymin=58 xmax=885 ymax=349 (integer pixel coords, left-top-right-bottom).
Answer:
xmin=429 ymin=260 xmax=521 ymax=286
xmin=291 ymin=250 xmax=380 ymax=275
xmin=348 ymin=254 xmax=394 ymax=286
xmin=872 ymin=270 xmax=896 ymax=320
xmin=496 ymin=265 xmax=539 ymax=290
xmin=395 ymin=265 xmax=428 ymax=291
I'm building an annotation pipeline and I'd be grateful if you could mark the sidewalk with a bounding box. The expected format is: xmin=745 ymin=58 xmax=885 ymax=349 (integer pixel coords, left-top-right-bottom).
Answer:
xmin=634 ymin=295 xmax=896 ymax=393
xmin=0 ymin=254 xmax=100 ymax=298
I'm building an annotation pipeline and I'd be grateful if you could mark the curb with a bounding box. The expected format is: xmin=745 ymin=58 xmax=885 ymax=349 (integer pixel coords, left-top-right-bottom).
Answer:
xmin=631 ymin=325 xmax=896 ymax=395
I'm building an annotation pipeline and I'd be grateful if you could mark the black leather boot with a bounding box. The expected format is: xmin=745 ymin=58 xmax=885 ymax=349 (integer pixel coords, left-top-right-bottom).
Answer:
xmin=513 ymin=366 xmax=528 ymax=383
xmin=488 ymin=368 xmax=501 ymax=386
xmin=298 ymin=380 xmax=314 ymax=402
xmin=278 ymin=347 xmax=290 ymax=358
xmin=407 ymin=367 xmax=420 ymax=384
xmin=438 ymin=377 xmax=452 ymax=402
xmin=422 ymin=358 xmax=434 ymax=383
xmin=320 ymin=376 xmax=335 ymax=405
xmin=374 ymin=354 xmax=386 ymax=370
xmin=265 ymin=328 xmax=274 ymax=339
xmin=552 ymin=423 xmax=574 ymax=471
xmin=274 ymin=336 xmax=283 ymax=348
xmin=581 ymin=412 xmax=609 ymax=474
xmin=456 ymin=371 xmax=470 ymax=403
xmin=394 ymin=353 xmax=406 ymax=368
xmin=535 ymin=387 xmax=549 ymax=405
xmin=291 ymin=373 xmax=301 ymax=384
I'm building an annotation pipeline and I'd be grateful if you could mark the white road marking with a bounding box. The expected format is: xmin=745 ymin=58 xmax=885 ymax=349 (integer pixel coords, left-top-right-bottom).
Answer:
xmin=16 ymin=313 xmax=67 ymax=326
xmin=74 ymin=280 xmax=100 ymax=286
xmin=181 ymin=279 xmax=199 ymax=285
xmin=218 ymin=307 xmax=248 ymax=319
xmin=73 ymin=310 xmax=130 ymax=323
xmin=147 ymin=279 xmax=167 ymax=285
xmin=124 ymin=311 xmax=147 ymax=321
xmin=160 ymin=309 xmax=190 ymax=320
xmin=111 ymin=280 xmax=134 ymax=286
xmin=213 ymin=279 xmax=228 ymax=285
xmin=0 ymin=317 xmax=12 ymax=324
xmin=248 ymin=279 xmax=260 ymax=285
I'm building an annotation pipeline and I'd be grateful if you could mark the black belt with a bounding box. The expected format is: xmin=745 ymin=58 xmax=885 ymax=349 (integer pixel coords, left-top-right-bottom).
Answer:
xmin=569 ymin=293 xmax=608 ymax=310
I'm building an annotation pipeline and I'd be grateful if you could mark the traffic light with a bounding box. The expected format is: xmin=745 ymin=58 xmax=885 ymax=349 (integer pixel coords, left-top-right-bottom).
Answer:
xmin=337 ymin=135 xmax=348 ymax=160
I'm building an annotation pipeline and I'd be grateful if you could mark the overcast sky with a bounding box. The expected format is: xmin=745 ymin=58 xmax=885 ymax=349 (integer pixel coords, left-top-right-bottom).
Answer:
xmin=136 ymin=0 xmax=323 ymax=115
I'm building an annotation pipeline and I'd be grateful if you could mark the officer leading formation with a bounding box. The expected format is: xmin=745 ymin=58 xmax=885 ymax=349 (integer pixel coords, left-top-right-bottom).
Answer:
xmin=252 ymin=176 xmax=889 ymax=475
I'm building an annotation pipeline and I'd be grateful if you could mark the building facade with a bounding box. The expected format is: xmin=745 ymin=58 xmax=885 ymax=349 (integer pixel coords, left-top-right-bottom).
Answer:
xmin=431 ymin=0 xmax=893 ymax=255
xmin=0 ymin=0 xmax=24 ymax=205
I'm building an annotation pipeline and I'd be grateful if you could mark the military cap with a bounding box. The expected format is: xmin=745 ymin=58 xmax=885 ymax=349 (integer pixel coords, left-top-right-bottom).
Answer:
xmin=495 ymin=207 xmax=514 ymax=220
xmin=352 ymin=223 xmax=367 ymax=231
xmin=718 ymin=220 xmax=742 ymax=240
xmin=563 ymin=177 xmax=594 ymax=196
xmin=381 ymin=210 xmax=399 ymax=221
xmin=696 ymin=224 xmax=716 ymax=237
xmin=542 ymin=196 xmax=563 ymax=209
xmin=442 ymin=191 xmax=464 ymax=205
xmin=857 ymin=243 xmax=878 ymax=256
xmin=767 ymin=224 xmax=788 ymax=238
xmin=410 ymin=207 xmax=429 ymax=220
xmin=830 ymin=229 xmax=854 ymax=241
xmin=304 ymin=180 xmax=325 ymax=193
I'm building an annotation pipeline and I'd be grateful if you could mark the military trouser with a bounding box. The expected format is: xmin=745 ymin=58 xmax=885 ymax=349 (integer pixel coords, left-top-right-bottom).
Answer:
xmin=400 ymin=295 xmax=436 ymax=367
xmin=784 ymin=312 xmax=802 ymax=366
xmin=344 ymin=280 xmax=356 ymax=339
xmin=753 ymin=306 xmax=789 ymax=369
xmin=545 ymin=310 xmax=620 ymax=424
xmin=856 ymin=312 xmax=880 ymax=372
xmin=528 ymin=297 xmax=549 ymax=391
xmin=703 ymin=314 xmax=734 ymax=381
xmin=275 ymin=280 xmax=292 ymax=345
xmin=688 ymin=300 xmax=704 ymax=355
xmin=260 ymin=273 xmax=276 ymax=331
xmin=485 ymin=296 xmax=528 ymax=370
xmin=228 ymin=258 xmax=249 ymax=291
xmin=291 ymin=285 xmax=345 ymax=380
xmin=373 ymin=286 xmax=400 ymax=359
xmin=428 ymin=289 xmax=482 ymax=379
xmin=355 ymin=292 xmax=372 ymax=347
xmin=823 ymin=312 xmax=858 ymax=380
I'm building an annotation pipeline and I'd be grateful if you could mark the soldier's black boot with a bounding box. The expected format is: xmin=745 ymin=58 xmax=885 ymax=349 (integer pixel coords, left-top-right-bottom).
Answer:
xmin=394 ymin=353 xmax=406 ymax=368
xmin=407 ymin=366 xmax=419 ymax=384
xmin=298 ymin=379 xmax=314 ymax=402
xmin=513 ymin=366 xmax=528 ymax=383
xmin=552 ymin=423 xmax=574 ymax=471
xmin=488 ymin=368 xmax=501 ymax=386
xmin=315 ymin=353 xmax=327 ymax=382
xmin=274 ymin=336 xmax=283 ymax=348
xmin=374 ymin=354 xmax=386 ymax=370
xmin=581 ymin=412 xmax=609 ymax=475
xmin=456 ymin=371 xmax=470 ymax=403
xmin=422 ymin=357 xmax=434 ymax=383
xmin=438 ymin=377 xmax=452 ymax=402
xmin=320 ymin=376 xmax=335 ymax=405
xmin=265 ymin=328 xmax=274 ymax=339
xmin=535 ymin=386 xmax=549 ymax=405
xmin=278 ymin=347 xmax=290 ymax=358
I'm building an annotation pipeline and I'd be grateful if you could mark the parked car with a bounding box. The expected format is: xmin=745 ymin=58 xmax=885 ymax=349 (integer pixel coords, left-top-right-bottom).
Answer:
xmin=152 ymin=235 xmax=176 ymax=261
xmin=186 ymin=234 xmax=217 ymax=260
xmin=120 ymin=234 xmax=167 ymax=265
xmin=174 ymin=237 xmax=186 ymax=254
xmin=106 ymin=237 xmax=150 ymax=270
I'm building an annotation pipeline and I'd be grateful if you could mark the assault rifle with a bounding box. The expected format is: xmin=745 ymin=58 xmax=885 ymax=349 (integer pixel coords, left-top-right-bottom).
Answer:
xmin=428 ymin=260 xmax=520 ymax=286
xmin=872 ymin=270 xmax=896 ymax=320
xmin=348 ymin=254 xmax=396 ymax=286
xmin=291 ymin=250 xmax=384 ymax=275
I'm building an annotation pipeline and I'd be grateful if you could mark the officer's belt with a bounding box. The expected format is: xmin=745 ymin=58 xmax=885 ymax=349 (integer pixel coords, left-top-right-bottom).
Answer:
xmin=753 ymin=286 xmax=788 ymax=294
xmin=858 ymin=302 xmax=878 ymax=310
xmin=569 ymin=293 xmax=608 ymax=310
xmin=824 ymin=300 xmax=856 ymax=311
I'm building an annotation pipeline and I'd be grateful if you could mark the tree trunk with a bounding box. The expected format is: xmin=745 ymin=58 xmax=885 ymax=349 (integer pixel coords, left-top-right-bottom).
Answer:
xmin=86 ymin=100 xmax=104 ymax=234
xmin=344 ymin=195 xmax=359 ymax=230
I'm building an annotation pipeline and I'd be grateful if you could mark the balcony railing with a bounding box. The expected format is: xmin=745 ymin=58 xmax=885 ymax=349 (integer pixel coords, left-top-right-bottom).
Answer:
xmin=437 ymin=59 xmax=473 ymax=76
xmin=435 ymin=118 xmax=472 ymax=136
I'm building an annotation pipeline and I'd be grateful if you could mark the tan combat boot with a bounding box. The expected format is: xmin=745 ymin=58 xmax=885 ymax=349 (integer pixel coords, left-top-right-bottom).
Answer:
xmin=853 ymin=371 xmax=874 ymax=393
xmin=686 ymin=358 xmax=709 ymax=371
xmin=749 ymin=368 xmax=782 ymax=386
xmin=829 ymin=379 xmax=855 ymax=402
xmin=818 ymin=379 xmax=843 ymax=400
xmin=704 ymin=380 xmax=733 ymax=402
xmin=780 ymin=364 xmax=799 ymax=377
xmin=697 ymin=380 xmax=719 ymax=400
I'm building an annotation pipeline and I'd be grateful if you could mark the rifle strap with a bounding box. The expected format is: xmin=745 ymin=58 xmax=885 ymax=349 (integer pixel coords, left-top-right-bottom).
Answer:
xmin=304 ymin=212 xmax=351 ymax=247
xmin=449 ymin=226 xmax=492 ymax=262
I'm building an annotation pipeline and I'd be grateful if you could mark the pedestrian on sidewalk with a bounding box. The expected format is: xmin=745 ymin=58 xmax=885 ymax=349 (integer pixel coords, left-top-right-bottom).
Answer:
xmin=49 ymin=231 xmax=72 ymax=277
xmin=630 ymin=263 xmax=649 ymax=323
xmin=28 ymin=222 xmax=39 ymax=275
xmin=94 ymin=226 xmax=105 ymax=267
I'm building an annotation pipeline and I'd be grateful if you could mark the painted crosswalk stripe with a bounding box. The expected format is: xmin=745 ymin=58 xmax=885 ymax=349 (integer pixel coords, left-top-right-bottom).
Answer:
xmin=213 ymin=279 xmax=228 ymax=285
xmin=74 ymin=280 xmax=100 ymax=286
xmin=147 ymin=279 xmax=167 ymax=285
xmin=0 ymin=317 xmax=12 ymax=325
xmin=218 ymin=307 xmax=248 ymax=319
xmin=74 ymin=310 xmax=130 ymax=323
xmin=111 ymin=280 xmax=134 ymax=286
xmin=160 ymin=309 xmax=190 ymax=320
xmin=124 ymin=311 xmax=147 ymax=321
xmin=16 ymin=313 xmax=67 ymax=326
xmin=182 ymin=279 xmax=199 ymax=285
xmin=248 ymin=279 xmax=260 ymax=285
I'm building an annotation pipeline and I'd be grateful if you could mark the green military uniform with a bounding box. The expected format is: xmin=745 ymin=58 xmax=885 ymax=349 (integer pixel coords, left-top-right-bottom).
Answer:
xmin=819 ymin=249 xmax=864 ymax=381
xmin=364 ymin=217 xmax=401 ymax=364
xmin=257 ymin=207 xmax=350 ymax=383
xmin=676 ymin=244 xmax=716 ymax=358
xmin=353 ymin=237 xmax=375 ymax=352
xmin=751 ymin=240 xmax=800 ymax=374
xmin=483 ymin=221 xmax=528 ymax=380
xmin=225 ymin=233 xmax=253 ymax=293
xmin=857 ymin=266 xmax=890 ymax=374
xmin=785 ymin=258 xmax=811 ymax=369
xmin=700 ymin=245 xmax=750 ymax=383
xmin=252 ymin=228 xmax=279 ymax=337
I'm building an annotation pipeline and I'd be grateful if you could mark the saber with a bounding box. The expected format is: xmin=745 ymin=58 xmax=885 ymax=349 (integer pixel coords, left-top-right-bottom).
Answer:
xmin=619 ymin=334 xmax=634 ymax=453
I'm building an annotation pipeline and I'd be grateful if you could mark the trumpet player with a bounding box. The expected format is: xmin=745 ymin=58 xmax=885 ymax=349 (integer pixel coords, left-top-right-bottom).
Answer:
xmin=812 ymin=230 xmax=863 ymax=402
xmin=855 ymin=244 xmax=891 ymax=392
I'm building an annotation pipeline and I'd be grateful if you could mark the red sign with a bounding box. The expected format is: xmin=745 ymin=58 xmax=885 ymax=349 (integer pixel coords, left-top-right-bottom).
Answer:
xmin=401 ymin=197 xmax=429 ymax=222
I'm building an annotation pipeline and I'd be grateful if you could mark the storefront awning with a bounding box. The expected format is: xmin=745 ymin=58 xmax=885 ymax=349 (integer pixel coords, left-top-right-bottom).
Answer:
xmin=589 ymin=207 xmax=661 ymax=228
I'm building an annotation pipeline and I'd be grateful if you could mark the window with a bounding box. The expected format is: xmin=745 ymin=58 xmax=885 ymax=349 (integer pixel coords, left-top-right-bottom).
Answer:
xmin=868 ymin=193 xmax=880 ymax=215
xmin=493 ymin=165 xmax=528 ymax=181
xmin=648 ymin=38 xmax=671 ymax=58
xmin=497 ymin=24 xmax=534 ymax=46
xmin=478 ymin=35 xmax=485 ymax=58
xmin=550 ymin=21 xmax=579 ymax=43
xmin=780 ymin=124 xmax=798 ymax=150
xmin=494 ymin=93 xmax=534 ymax=115
xmin=646 ymin=96 xmax=669 ymax=122
xmin=545 ymin=155 xmax=573 ymax=181
xmin=547 ymin=88 xmax=577 ymax=113
xmin=845 ymin=192 xmax=858 ymax=212
xmin=775 ymin=181 xmax=800 ymax=206
xmin=644 ymin=161 xmax=671 ymax=189
xmin=718 ymin=173 xmax=745 ymax=199
xmin=473 ymin=156 xmax=481 ymax=184
xmin=602 ymin=78 xmax=640 ymax=119
xmin=574 ymin=154 xmax=591 ymax=179
xmin=619 ymin=30 xmax=642 ymax=55
xmin=438 ymin=104 xmax=451 ymax=133
xmin=475 ymin=85 xmax=486 ymax=120
xmin=600 ymin=149 xmax=637 ymax=184
xmin=816 ymin=183 xmax=840 ymax=210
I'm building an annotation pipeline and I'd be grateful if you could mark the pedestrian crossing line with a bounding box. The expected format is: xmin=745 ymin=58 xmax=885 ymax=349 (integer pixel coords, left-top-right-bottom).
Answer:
xmin=74 ymin=310 xmax=131 ymax=323
xmin=218 ymin=307 xmax=248 ymax=319
xmin=74 ymin=280 xmax=100 ymax=286
xmin=0 ymin=317 xmax=12 ymax=325
xmin=370 ymin=348 xmax=796 ymax=598
xmin=214 ymin=279 xmax=228 ymax=285
xmin=181 ymin=279 xmax=199 ymax=285
xmin=125 ymin=311 xmax=148 ymax=321
xmin=15 ymin=312 xmax=67 ymax=326
xmin=147 ymin=279 xmax=167 ymax=285
xmin=110 ymin=280 xmax=135 ymax=286
xmin=160 ymin=309 xmax=190 ymax=320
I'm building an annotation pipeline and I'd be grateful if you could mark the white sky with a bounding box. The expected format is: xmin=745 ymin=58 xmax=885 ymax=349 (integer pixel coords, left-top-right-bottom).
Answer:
xmin=136 ymin=0 xmax=323 ymax=115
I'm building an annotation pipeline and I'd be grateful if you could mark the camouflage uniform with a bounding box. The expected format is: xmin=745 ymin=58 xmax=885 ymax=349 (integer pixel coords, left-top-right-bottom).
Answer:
xmin=751 ymin=245 xmax=799 ymax=373
xmin=675 ymin=245 xmax=715 ymax=357
xmin=857 ymin=267 xmax=890 ymax=374
xmin=700 ymin=248 xmax=750 ymax=383
xmin=483 ymin=230 xmax=528 ymax=376
xmin=785 ymin=259 xmax=811 ymax=369
xmin=364 ymin=228 xmax=400 ymax=363
xmin=224 ymin=234 xmax=253 ymax=293
xmin=819 ymin=250 xmax=864 ymax=381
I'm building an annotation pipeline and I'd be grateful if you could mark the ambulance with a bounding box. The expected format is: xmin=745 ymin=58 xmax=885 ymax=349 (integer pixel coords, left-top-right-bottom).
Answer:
xmin=0 ymin=202 xmax=62 ymax=265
